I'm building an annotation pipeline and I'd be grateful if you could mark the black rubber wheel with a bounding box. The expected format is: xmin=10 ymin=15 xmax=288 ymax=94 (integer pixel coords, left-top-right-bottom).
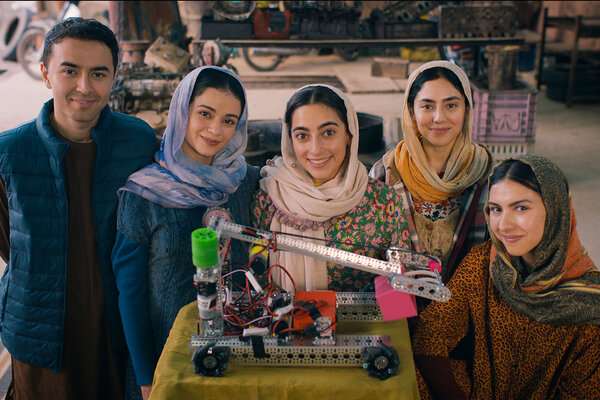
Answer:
xmin=335 ymin=47 xmax=360 ymax=61
xmin=242 ymin=47 xmax=285 ymax=72
xmin=17 ymin=27 xmax=45 ymax=80
xmin=0 ymin=8 xmax=31 ymax=61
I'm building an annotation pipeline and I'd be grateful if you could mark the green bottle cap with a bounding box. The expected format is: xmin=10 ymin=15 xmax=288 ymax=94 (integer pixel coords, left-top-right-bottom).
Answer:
xmin=191 ymin=228 xmax=219 ymax=269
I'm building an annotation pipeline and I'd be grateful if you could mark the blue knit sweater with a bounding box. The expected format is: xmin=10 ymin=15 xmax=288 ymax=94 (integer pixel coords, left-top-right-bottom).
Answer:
xmin=112 ymin=165 xmax=260 ymax=385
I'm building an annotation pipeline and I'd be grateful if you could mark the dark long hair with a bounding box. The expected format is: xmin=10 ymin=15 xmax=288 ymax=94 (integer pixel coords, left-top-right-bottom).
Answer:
xmin=190 ymin=69 xmax=245 ymax=114
xmin=407 ymin=67 xmax=470 ymax=111
xmin=489 ymin=159 xmax=541 ymax=195
xmin=284 ymin=86 xmax=348 ymax=137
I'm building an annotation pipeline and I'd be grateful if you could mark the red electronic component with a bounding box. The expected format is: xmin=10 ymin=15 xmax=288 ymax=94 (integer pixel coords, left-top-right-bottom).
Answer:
xmin=292 ymin=291 xmax=336 ymax=336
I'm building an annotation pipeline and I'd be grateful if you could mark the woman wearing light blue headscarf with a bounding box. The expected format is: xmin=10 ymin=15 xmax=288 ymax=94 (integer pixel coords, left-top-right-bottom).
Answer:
xmin=111 ymin=66 xmax=260 ymax=399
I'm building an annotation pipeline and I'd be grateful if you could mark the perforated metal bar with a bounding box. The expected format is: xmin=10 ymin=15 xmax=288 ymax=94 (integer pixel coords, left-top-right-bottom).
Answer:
xmin=190 ymin=334 xmax=391 ymax=366
xmin=209 ymin=218 xmax=450 ymax=302
xmin=336 ymin=292 xmax=383 ymax=321
xmin=210 ymin=218 xmax=404 ymax=274
xmin=389 ymin=274 xmax=451 ymax=302
xmin=228 ymin=291 xmax=385 ymax=322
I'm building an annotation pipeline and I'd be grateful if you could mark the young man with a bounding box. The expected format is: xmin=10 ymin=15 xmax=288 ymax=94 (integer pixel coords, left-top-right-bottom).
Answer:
xmin=0 ymin=18 xmax=157 ymax=399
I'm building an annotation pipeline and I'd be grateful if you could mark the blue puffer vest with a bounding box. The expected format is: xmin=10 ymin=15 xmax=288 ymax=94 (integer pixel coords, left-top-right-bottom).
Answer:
xmin=0 ymin=100 xmax=157 ymax=372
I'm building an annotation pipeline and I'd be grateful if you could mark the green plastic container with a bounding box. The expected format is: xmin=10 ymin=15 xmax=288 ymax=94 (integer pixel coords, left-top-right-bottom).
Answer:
xmin=191 ymin=228 xmax=219 ymax=269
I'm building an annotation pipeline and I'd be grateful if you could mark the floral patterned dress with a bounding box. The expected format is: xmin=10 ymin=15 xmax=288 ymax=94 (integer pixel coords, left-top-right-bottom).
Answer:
xmin=251 ymin=179 xmax=411 ymax=291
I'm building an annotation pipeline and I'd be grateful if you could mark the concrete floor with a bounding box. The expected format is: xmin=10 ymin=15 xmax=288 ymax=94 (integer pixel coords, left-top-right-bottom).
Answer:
xmin=0 ymin=52 xmax=598 ymax=267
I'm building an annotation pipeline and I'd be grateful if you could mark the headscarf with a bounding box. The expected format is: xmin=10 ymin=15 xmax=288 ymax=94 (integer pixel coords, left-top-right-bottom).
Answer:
xmin=119 ymin=66 xmax=248 ymax=208
xmin=260 ymin=84 xmax=369 ymax=291
xmin=486 ymin=154 xmax=600 ymax=325
xmin=394 ymin=60 xmax=491 ymax=202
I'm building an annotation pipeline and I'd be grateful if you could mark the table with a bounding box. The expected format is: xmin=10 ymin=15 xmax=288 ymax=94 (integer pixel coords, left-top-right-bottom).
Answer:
xmin=150 ymin=302 xmax=419 ymax=400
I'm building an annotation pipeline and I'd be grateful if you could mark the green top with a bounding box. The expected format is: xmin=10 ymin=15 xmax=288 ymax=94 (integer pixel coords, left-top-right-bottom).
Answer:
xmin=191 ymin=228 xmax=218 ymax=269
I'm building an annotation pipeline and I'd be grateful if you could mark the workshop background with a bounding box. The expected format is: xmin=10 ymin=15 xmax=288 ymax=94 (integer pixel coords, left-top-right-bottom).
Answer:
xmin=0 ymin=1 xmax=599 ymax=397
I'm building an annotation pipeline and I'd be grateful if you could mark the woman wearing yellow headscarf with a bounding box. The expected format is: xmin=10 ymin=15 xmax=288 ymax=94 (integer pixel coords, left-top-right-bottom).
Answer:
xmin=370 ymin=60 xmax=492 ymax=282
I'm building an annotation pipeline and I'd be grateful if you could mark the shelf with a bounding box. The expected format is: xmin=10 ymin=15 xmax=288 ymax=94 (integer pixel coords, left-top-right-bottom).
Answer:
xmin=191 ymin=37 xmax=524 ymax=49
xmin=536 ymin=8 xmax=600 ymax=107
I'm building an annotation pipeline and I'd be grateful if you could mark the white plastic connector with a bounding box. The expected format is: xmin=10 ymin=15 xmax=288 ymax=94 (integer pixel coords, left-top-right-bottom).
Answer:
xmin=245 ymin=270 xmax=263 ymax=294
xmin=273 ymin=304 xmax=294 ymax=320
xmin=242 ymin=327 xmax=269 ymax=337
xmin=224 ymin=287 xmax=231 ymax=307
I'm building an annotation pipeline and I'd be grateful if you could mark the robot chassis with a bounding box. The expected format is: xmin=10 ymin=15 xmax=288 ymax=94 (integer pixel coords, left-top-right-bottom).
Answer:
xmin=190 ymin=216 xmax=450 ymax=379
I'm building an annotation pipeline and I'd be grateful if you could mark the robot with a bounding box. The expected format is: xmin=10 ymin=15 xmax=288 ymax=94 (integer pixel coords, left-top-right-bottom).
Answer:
xmin=190 ymin=213 xmax=450 ymax=380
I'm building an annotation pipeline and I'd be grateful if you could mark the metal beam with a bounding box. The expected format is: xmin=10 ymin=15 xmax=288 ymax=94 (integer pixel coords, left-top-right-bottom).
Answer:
xmin=192 ymin=37 xmax=524 ymax=48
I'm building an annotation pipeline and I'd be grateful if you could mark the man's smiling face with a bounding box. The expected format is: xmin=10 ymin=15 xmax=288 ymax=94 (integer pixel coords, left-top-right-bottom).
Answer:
xmin=41 ymin=37 xmax=115 ymax=130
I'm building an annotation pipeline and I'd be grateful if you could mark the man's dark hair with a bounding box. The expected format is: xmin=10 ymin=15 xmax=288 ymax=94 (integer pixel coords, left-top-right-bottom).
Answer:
xmin=41 ymin=17 xmax=119 ymax=72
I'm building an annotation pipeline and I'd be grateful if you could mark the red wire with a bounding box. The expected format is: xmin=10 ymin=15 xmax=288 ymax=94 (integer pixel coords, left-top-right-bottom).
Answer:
xmin=220 ymin=238 xmax=232 ymax=260
xmin=214 ymin=256 xmax=300 ymax=336
xmin=291 ymin=299 xmax=328 ymax=319
xmin=268 ymin=264 xmax=297 ymax=295
xmin=271 ymin=232 xmax=277 ymax=252
xmin=320 ymin=322 xmax=337 ymax=335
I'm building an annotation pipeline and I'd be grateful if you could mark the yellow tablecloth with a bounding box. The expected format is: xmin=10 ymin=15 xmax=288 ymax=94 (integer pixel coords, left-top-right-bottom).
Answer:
xmin=150 ymin=302 xmax=419 ymax=400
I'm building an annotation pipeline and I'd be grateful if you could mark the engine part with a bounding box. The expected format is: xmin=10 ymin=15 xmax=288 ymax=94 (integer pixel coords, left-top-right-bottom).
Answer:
xmin=212 ymin=1 xmax=257 ymax=21
xmin=289 ymin=1 xmax=362 ymax=40
xmin=144 ymin=36 xmax=191 ymax=73
xmin=439 ymin=4 xmax=518 ymax=38
xmin=121 ymin=40 xmax=151 ymax=67
xmin=378 ymin=1 xmax=438 ymax=23
xmin=109 ymin=63 xmax=185 ymax=136
xmin=200 ymin=39 xmax=231 ymax=66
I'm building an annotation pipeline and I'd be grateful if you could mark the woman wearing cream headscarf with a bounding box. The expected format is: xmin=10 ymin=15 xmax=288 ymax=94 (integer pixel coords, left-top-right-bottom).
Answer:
xmin=251 ymin=85 xmax=410 ymax=292
xmin=370 ymin=60 xmax=492 ymax=282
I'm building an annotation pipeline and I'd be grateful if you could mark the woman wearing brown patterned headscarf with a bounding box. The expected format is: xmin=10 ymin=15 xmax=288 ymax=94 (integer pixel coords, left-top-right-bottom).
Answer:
xmin=412 ymin=154 xmax=600 ymax=400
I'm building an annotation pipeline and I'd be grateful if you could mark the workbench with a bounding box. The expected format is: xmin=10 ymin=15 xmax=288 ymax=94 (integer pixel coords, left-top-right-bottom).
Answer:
xmin=149 ymin=301 xmax=419 ymax=400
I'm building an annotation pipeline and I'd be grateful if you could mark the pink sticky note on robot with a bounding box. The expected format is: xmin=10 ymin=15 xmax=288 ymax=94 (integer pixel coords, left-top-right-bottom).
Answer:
xmin=375 ymin=275 xmax=418 ymax=321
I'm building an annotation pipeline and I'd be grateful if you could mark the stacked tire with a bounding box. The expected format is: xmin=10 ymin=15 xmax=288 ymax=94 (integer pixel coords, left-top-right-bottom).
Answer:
xmin=544 ymin=64 xmax=600 ymax=103
xmin=0 ymin=8 xmax=31 ymax=61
